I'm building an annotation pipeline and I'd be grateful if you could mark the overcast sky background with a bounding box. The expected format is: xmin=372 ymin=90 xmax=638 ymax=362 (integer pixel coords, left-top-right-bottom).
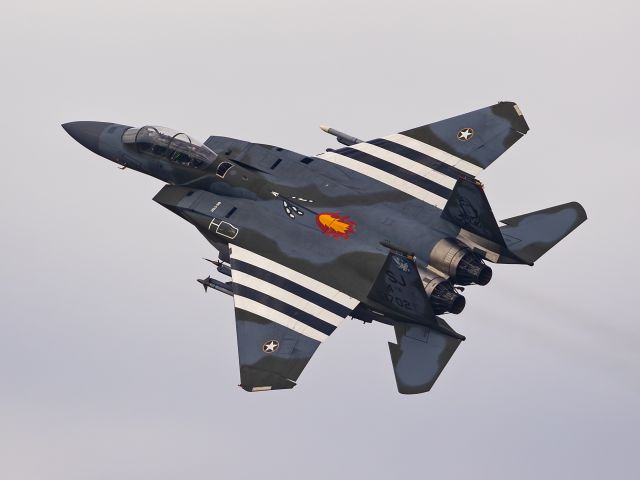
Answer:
xmin=2 ymin=1 xmax=639 ymax=478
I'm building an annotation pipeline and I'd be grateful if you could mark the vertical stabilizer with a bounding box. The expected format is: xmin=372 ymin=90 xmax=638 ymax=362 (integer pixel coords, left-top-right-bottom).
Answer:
xmin=442 ymin=177 xmax=505 ymax=247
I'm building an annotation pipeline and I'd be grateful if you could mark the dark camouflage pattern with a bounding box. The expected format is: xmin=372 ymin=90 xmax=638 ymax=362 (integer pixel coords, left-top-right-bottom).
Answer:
xmin=62 ymin=101 xmax=586 ymax=394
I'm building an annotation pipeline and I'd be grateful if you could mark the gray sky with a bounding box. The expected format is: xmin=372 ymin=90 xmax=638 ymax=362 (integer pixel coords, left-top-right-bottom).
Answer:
xmin=2 ymin=1 xmax=639 ymax=478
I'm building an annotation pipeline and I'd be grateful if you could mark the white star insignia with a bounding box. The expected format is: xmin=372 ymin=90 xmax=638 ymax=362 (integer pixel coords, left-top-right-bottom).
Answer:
xmin=262 ymin=340 xmax=279 ymax=353
xmin=457 ymin=127 xmax=474 ymax=141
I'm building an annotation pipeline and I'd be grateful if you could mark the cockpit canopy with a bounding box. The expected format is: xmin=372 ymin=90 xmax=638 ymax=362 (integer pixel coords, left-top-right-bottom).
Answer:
xmin=122 ymin=125 xmax=217 ymax=169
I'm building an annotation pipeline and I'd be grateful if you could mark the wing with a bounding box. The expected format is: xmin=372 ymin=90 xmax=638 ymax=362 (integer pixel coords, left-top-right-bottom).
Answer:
xmin=229 ymin=244 xmax=359 ymax=391
xmin=316 ymin=101 xmax=529 ymax=209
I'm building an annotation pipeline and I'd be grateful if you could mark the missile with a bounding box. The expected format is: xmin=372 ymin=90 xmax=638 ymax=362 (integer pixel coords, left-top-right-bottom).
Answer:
xmin=203 ymin=257 xmax=232 ymax=277
xmin=198 ymin=276 xmax=233 ymax=296
xmin=320 ymin=125 xmax=363 ymax=147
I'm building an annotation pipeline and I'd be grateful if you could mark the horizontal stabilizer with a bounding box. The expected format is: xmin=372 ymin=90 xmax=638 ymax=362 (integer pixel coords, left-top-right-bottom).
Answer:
xmin=499 ymin=202 xmax=587 ymax=264
xmin=389 ymin=320 xmax=463 ymax=394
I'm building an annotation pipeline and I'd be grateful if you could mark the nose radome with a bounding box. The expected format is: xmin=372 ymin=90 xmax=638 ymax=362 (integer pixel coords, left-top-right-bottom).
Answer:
xmin=62 ymin=121 xmax=113 ymax=154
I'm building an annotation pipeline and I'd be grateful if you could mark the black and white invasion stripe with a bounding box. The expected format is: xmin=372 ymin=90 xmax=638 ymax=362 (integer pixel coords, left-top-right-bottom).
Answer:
xmin=316 ymin=133 xmax=484 ymax=208
xmin=229 ymin=245 xmax=359 ymax=342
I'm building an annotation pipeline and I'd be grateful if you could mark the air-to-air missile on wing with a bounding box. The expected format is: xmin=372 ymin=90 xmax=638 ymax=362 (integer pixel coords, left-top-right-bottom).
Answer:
xmin=63 ymin=102 xmax=586 ymax=394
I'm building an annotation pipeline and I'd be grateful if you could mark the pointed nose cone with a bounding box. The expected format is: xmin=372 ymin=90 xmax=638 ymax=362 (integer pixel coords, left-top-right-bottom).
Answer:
xmin=62 ymin=121 xmax=112 ymax=154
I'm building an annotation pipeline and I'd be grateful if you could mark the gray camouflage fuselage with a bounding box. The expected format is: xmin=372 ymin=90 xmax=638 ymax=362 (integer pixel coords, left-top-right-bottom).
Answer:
xmin=65 ymin=121 xmax=462 ymax=321
xmin=62 ymin=104 xmax=586 ymax=394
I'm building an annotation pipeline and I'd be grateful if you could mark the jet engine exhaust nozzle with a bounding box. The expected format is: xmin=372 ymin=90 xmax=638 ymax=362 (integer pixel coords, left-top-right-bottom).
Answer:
xmin=420 ymin=268 xmax=466 ymax=315
xmin=428 ymin=238 xmax=493 ymax=286
xmin=457 ymin=254 xmax=492 ymax=286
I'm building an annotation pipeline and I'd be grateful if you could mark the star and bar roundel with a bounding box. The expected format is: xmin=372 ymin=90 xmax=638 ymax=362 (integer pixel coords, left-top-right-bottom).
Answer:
xmin=262 ymin=339 xmax=279 ymax=353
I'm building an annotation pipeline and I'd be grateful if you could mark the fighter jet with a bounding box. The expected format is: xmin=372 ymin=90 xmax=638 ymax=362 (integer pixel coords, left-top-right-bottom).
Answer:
xmin=63 ymin=102 xmax=586 ymax=394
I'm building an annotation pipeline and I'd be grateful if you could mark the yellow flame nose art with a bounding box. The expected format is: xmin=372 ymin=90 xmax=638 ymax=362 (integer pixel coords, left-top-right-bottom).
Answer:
xmin=315 ymin=213 xmax=356 ymax=239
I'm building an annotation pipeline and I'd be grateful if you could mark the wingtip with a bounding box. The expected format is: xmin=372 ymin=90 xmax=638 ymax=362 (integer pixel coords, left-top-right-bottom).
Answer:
xmin=570 ymin=201 xmax=588 ymax=221
xmin=495 ymin=101 xmax=530 ymax=134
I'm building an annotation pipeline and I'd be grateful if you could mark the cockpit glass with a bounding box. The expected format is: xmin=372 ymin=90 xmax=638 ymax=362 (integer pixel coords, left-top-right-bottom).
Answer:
xmin=122 ymin=125 xmax=217 ymax=169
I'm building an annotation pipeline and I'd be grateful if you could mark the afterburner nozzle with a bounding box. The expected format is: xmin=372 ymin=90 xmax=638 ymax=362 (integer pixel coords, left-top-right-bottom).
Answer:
xmin=420 ymin=267 xmax=466 ymax=315
xmin=457 ymin=254 xmax=493 ymax=286
xmin=428 ymin=238 xmax=493 ymax=286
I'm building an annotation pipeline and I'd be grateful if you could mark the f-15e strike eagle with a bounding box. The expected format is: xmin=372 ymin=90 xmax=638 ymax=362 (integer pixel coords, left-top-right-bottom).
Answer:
xmin=63 ymin=102 xmax=586 ymax=394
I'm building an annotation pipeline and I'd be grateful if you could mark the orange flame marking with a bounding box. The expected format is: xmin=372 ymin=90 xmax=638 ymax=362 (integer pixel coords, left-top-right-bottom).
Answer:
xmin=315 ymin=213 xmax=356 ymax=239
